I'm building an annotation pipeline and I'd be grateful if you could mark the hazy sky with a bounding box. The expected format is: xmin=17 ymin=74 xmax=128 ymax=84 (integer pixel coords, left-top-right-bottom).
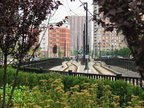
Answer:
xmin=50 ymin=0 xmax=93 ymax=22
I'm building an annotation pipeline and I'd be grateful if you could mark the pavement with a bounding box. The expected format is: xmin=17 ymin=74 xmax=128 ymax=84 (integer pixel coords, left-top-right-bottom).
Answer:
xmin=49 ymin=60 xmax=140 ymax=77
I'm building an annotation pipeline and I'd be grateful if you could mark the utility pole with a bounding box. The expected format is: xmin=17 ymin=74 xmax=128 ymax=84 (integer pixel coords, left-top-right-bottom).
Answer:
xmin=63 ymin=41 xmax=66 ymax=57
xmin=64 ymin=41 xmax=66 ymax=57
xmin=84 ymin=2 xmax=89 ymax=70
xmin=77 ymin=36 xmax=79 ymax=62
xmin=83 ymin=24 xmax=85 ymax=65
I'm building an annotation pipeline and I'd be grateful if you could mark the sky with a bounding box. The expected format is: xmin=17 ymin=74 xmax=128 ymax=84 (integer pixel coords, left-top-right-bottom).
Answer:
xmin=50 ymin=0 xmax=93 ymax=22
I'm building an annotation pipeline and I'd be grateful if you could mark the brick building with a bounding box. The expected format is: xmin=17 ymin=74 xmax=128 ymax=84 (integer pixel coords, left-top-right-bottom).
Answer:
xmin=48 ymin=24 xmax=70 ymax=57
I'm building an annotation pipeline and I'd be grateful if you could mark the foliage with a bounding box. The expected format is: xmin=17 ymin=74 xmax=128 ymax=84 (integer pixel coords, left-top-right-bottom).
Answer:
xmin=0 ymin=66 xmax=63 ymax=87
xmin=61 ymin=75 xmax=93 ymax=91
xmin=58 ymin=47 xmax=63 ymax=57
xmin=92 ymin=0 xmax=144 ymax=87
xmin=1 ymin=68 xmax=144 ymax=107
xmin=113 ymin=47 xmax=131 ymax=57
xmin=1 ymin=72 xmax=144 ymax=107
xmin=91 ymin=49 xmax=98 ymax=58
xmin=71 ymin=49 xmax=77 ymax=56
xmin=100 ymin=47 xmax=131 ymax=57
xmin=27 ymin=47 xmax=42 ymax=60
xmin=0 ymin=0 xmax=63 ymax=107
xmin=40 ymin=57 xmax=51 ymax=60
xmin=0 ymin=84 xmax=30 ymax=107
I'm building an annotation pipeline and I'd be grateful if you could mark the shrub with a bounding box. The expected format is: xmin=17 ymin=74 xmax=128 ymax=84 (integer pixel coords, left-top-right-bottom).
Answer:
xmin=1 ymin=66 xmax=144 ymax=107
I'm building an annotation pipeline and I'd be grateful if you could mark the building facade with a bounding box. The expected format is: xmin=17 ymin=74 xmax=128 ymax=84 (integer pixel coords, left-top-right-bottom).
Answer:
xmin=93 ymin=3 xmax=127 ymax=57
xmin=68 ymin=16 xmax=92 ymax=54
xmin=48 ymin=24 xmax=70 ymax=58
xmin=39 ymin=20 xmax=49 ymax=58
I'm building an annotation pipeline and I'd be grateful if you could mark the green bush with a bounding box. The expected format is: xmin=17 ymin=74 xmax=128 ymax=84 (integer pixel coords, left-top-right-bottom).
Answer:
xmin=1 ymin=66 xmax=144 ymax=107
xmin=0 ymin=66 xmax=62 ymax=88
xmin=40 ymin=57 xmax=51 ymax=60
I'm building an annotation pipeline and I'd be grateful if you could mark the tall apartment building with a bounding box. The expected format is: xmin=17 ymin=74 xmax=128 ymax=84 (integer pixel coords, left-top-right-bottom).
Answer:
xmin=68 ymin=16 xmax=92 ymax=53
xmin=93 ymin=3 xmax=127 ymax=55
xmin=48 ymin=23 xmax=70 ymax=57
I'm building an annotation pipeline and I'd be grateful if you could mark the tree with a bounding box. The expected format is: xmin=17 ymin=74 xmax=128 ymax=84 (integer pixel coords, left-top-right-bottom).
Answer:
xmin=58 ymin=47 xmax=63 ymax=57
xmin=92 ymin=0 xmax=144 ymax=88
xmin=114 ymin=47 xmax=131 ymax=57
xmin=0 ymin=0 xmax=62 ymax=107
xmin=27 ymin=46 xmax=42 ymax=61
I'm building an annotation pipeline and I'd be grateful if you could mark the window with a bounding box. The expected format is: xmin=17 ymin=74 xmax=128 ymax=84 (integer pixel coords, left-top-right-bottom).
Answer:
xmin=56 ymin=29 xmax=59 ymax=32
xmin=56 ymin=38 xmax=59 ymax=41
xmin=49 ymin=29 xmax=52 ymax=32
xmin=50 ymin=38 xmax=52 ymax=41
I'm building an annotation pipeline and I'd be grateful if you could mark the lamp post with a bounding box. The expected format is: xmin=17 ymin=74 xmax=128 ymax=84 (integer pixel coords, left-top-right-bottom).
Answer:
xmin=83 ymin=24 xmax=85 ymax=65
xmin=84 ymin=2 xmax=89 ymax=70
xmin=111 ymin=45 xmax=113 ymax=57
xmin=95 ymin=46 xmax=97 ymax=59
xmin=99 ymin=42 xmax=101 ymax=58
xmin=77 ymin=36 xmax=79 ymax=62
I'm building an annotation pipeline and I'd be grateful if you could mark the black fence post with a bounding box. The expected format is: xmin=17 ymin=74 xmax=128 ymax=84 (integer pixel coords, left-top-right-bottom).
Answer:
xmin=40 ymin=67 xmax=43 ymax=73
xmin=68 ymin=70 xmax=72 ymax=75
xmin=116 ymin=74 xmax=122 ymax=80
xmin=23 ymin=67 xmax=25 ymax=72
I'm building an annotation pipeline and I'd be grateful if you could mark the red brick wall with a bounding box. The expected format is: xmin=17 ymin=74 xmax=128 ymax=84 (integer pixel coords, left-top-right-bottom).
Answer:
xmin=48 ymin=27 xmax=70 ymax=57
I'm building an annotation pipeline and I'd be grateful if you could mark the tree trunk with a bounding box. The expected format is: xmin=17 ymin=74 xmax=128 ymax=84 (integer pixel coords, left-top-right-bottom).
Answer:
xmin=6 ymin=60 xmax=21 ymax=107
xmin=2 ymin=54 xmax=8 ymax=108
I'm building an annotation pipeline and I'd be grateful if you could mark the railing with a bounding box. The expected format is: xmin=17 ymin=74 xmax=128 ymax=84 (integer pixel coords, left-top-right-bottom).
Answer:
xmin=17 ymin=66 xmax=142 ymax=86
xmin=95 ymin=58 xmax=137 ymax=72
xmin=13 ymin=58 xmax=63 ymax=69
xmin=13 ymin=58 xmax=142 ymax=86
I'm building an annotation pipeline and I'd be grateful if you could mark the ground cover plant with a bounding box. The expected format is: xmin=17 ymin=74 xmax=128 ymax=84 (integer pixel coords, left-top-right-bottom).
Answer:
xmin=0 ymin=67 xmax=144 ymax=107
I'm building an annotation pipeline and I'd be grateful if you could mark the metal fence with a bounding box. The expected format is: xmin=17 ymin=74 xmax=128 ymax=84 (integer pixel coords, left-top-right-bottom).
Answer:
xmin=13 ymin=58 xmax=142 ymax=86
xmin=14 ymin=58 xmax=63 ymax=69
xmin=95 ymin=58 xmax=137 ymax=72
xmin=17 ymin=66 xmax=142 ymax=86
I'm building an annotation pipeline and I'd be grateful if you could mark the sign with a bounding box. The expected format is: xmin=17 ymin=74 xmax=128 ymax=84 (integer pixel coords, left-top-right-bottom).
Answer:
xmin=85 ymin=55 xmax=89 ymax=59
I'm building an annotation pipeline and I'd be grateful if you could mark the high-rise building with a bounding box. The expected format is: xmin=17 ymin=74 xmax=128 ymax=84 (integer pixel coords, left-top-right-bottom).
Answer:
xmin=68 ymin=16 xmax=92 ymax=54
xmin=93 ymin=3 xmax=127 ymax=57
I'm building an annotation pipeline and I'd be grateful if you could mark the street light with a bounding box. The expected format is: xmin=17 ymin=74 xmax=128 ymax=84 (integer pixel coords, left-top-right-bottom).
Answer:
xmin=76 ymin=36 xmax=79 ymax=62
xmin=111 ymin=45 xmax=114 ymax=57
xmin=84 ymin=2 xmax=89 ymax=70
xmin=98 ymin=42 xmax=101 ymax=58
